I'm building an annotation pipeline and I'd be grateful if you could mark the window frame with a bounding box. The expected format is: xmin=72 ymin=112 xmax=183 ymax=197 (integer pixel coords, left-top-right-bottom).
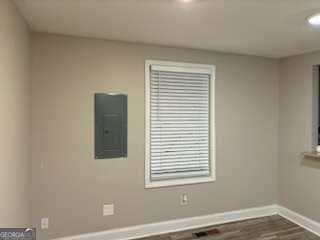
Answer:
xmin=312 ymin=65 xmax=320 ymax=151
xmin=145 ymin=60 xmax=216 ymax=188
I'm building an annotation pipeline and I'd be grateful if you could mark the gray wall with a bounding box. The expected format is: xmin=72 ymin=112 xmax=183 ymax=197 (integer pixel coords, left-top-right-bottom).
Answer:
xmin=31 ymin=33 xmax=279 ymax=240
xmin=279 ymin=51 xmax=320 ymax=222
xmin=0 ymin=0 xmax=31 ymax=226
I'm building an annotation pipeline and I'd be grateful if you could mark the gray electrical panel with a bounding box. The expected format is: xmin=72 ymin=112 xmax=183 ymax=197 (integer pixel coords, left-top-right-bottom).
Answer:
xmin=95 ymin=93 xmax=127 ymax=159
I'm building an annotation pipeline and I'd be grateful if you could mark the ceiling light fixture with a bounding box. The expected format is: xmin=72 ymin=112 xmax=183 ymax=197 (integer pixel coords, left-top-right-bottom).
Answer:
xmin=307 ymin=13 xmax=320 ymax=26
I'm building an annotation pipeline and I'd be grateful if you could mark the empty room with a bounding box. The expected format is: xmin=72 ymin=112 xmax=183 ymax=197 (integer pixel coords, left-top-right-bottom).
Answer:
xmin=3 ymin=0 xmax=320 ymax=239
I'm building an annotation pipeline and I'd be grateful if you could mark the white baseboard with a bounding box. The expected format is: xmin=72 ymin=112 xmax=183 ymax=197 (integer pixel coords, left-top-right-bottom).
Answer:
xmin=53 ymin=205 xmax=320 ymax=240
xmin=278 ymin=205 xmax=320 ymax=237
xmin=53 ymin=205 xmax=278 ymax=240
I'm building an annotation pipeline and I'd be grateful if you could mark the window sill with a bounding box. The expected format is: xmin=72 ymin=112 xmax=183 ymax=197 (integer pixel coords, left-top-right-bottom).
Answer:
xmin=145 ymin=175 xmax=215 ymax=189
xmin=302 ymin=151 xmax=320 ymax=159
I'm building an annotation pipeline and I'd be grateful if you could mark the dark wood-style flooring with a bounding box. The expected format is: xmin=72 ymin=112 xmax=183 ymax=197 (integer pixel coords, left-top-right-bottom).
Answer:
xmin=135 ymin=215 xmax=319 ymax=240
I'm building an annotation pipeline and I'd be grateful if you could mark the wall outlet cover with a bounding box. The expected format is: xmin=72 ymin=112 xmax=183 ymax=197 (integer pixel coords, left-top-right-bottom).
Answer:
xmin=103 ymin=204 xmax=114 ymax=216
xmin=41 ymin=218 xmax=49 ymax=229
xmin=180 ymin=194 xmax=189 ymax=205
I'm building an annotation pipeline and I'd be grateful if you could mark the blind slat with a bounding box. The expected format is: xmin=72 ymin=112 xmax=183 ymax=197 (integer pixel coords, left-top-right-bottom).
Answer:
xmin=151 ymin=168 xmax=209 ymax=174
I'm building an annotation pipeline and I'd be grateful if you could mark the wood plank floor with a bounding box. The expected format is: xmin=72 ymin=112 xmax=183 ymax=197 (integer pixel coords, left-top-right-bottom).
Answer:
xmin=135 ymin=215 xmax=320 ymax=240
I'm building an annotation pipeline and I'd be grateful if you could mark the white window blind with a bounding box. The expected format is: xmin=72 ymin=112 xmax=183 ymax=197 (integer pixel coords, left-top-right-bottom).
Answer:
xmin=147 ymin=63 xmax=213 ymax=184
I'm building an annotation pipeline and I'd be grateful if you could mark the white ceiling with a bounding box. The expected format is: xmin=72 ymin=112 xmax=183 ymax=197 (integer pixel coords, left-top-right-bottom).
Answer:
xmin=14 ymin=0 xmax=320 ymax=58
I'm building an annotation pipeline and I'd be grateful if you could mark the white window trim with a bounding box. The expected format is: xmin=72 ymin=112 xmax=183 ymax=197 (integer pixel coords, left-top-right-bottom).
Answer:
xmin=145 ymin=60 xmax=216 ymax=189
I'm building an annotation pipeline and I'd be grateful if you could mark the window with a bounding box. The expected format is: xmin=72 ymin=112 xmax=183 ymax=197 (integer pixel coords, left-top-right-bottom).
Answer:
xmin=145 ymin=60 xmax=215 ymax=188
xmin=312 ymin=65 xmax=320 ymax=151
xmin=318 ymin=66 xmax=320 ymax=146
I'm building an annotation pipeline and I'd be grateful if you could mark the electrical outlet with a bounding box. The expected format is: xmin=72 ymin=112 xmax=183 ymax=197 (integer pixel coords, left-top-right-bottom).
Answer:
xmin=41 ymin=218 xmax=49 ymax=229
xmin=180 ymin=193 xmax=189 ymax=205
xmin=103 ymin=204 xmax=114 ymax=216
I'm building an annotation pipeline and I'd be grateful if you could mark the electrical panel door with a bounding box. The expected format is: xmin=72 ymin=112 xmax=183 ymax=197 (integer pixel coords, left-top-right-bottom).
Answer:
xmin=95 ymin=93 xmax=127 ymax=159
